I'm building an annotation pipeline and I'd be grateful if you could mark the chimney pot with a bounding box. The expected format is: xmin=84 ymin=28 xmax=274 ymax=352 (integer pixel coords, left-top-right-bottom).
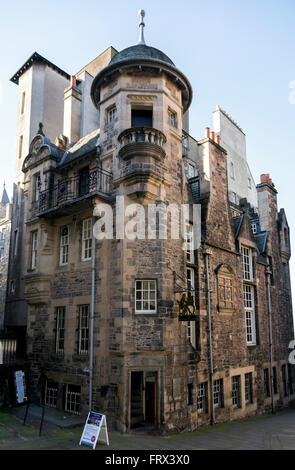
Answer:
xmin=216 ymin=135 xmax=220 ymax=145
xmin=71 ymin=75 xmax=77 ymax=87
xmin=210 ymin=131 xmax=215 ymax=141
xmin=205 ymin=127 xmax=210 ymax=138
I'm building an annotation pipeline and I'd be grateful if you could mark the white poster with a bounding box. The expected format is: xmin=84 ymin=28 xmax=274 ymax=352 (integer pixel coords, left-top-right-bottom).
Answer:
xmin=79 ymin=411 xmax=109 ymax=449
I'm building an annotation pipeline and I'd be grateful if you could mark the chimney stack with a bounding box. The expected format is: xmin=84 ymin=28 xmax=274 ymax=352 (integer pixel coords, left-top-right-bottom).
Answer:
xmin=205 ymin=127 xmax=210 ymax=138
xmin=63 ymin=76 xmax=82 ymax=145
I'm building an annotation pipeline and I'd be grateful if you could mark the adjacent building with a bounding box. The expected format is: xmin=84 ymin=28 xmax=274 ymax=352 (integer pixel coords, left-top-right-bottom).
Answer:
xmin=5 ymin=12 xmax=294 ymax=432
xmin=0 ymin=185 xmax=11 ymax=329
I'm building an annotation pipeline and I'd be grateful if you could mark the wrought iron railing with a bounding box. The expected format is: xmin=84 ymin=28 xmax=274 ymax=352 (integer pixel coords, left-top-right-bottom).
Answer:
xmin=38 ymin=167 xmax=112 ymax=214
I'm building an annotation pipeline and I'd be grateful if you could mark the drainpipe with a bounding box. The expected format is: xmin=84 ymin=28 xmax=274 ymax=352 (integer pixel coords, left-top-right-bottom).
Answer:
xmin=89 ymin=213 xmax=96 ymax=412
xmin=204 ymin=247 xmax=214 ymax=425
xmin=266 ymin=264 xmax=275 ymax=414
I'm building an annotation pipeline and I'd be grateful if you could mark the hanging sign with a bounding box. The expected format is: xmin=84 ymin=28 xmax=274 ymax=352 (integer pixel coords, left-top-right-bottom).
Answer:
xmin=14 ymin=370 xmax=28 ymax=405
xmin=177 ymin=294 xmax=198 ymax=321
xmin=79 ymin=411 xmax=109 ymax=449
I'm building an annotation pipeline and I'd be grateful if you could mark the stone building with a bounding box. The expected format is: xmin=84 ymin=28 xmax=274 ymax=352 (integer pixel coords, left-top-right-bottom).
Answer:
xmin=5 ymin=12 xmax=294 ymax=432
xmin=0 ymin=184 xmax=11 ymax=329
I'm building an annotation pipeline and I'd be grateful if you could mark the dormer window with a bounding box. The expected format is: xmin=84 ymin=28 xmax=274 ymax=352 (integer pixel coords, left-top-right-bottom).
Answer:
xmin=251 ymin=223 xmax=257 ymax=234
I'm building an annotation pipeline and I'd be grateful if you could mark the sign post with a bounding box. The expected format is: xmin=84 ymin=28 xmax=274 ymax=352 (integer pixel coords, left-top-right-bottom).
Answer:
xmin=14 ymin=370 xmax=28 ymax=405
xmin=79 ymin=411 xmax=109 ymax=449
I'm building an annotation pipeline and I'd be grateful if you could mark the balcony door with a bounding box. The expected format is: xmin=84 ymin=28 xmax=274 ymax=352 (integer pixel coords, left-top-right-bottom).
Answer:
xmin=78 ymin=167 xmax=90 ymax=197
xmin=131 ymin=109 xmax=153 ymax=127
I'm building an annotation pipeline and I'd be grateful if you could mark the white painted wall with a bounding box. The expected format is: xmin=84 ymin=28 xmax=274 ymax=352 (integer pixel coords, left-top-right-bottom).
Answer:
xmin=77 ymin=71 xmax=100 ymax=138
xmin=213 ymin=106 xmax=258 ymax=209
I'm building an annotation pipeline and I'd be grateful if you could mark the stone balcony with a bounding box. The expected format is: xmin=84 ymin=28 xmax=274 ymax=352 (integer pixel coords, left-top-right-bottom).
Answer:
xmin=116 ymin=127 xmax=167 ymax=202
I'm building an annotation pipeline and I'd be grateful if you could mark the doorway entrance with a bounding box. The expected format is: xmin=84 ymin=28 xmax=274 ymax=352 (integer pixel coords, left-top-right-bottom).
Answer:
xmin=130 ymin=371 xmax=157 ymax=429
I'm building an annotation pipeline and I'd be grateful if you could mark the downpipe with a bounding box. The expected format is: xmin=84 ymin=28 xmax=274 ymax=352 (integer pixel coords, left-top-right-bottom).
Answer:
xmin=266 ymin=265 xmax=275 ymax=414
xmin=204 ymin=247 xmax=214 ymax=425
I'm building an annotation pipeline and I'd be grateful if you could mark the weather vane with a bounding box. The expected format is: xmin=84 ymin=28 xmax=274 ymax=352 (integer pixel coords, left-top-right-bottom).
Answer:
xmin=138 ymin=9 xmax=146 ymax=45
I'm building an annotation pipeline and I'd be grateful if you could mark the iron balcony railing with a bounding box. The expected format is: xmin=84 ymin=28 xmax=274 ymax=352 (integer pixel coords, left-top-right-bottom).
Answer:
xmin=38 ymin=166 xmax=112 ymax=214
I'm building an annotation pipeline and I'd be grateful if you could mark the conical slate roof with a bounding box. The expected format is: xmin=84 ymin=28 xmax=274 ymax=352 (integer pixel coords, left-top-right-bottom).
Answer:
xmin=109 ymin=44 xmax=175 ymax=67
xmin=1 ymin=185 xmax=9 ymax=205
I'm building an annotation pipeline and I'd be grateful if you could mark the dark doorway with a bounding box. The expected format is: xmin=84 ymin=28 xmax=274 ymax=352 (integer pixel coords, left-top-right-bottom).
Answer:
xmin=131 ymin=109 xmax=153 ymax=127
xmin=130 ymin=371 xmax=157 ymax=429
xmin=78 ymin=167 xmax=89 ymax=197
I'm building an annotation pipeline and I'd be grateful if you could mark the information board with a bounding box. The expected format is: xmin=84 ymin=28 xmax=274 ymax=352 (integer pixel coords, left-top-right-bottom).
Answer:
xmin=79 ymin=411 xmax=109 ymax=449
xmin=14 ymin=370 xmax=27 ymax=405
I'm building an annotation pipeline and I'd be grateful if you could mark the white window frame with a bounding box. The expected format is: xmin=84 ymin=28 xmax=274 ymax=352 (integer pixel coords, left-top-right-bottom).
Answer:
xmin=82 ymin=218 xmax=92 ymax=261
xmin=244 ymin=284 xmax=256 ymax=345
xmin=78 ymin=305 xmax=89 ymax=355
xmin=65 ymin=384 xmax=81 ymax=415
xmin=33 ymin=173 xmax=41 ymax=202
xmin=135 ymin=280 xmax=157 ymax=314
xmin=168 ymin=109 xmax=177 ymax=127
xmin=251 ymin=223 xmax=257 ymax=234
xmin=45 ymin=381 xmax=58 ymax=408
xmin=241 ymin=246 xmax=254 ymax=281
xmin=60 ymin=226 xmax=69 ymax=266
xmin=31 ymin=231 xmax=38 ymax=269
xmin=108 ymin=106 xmax=117 ymax=124
xmin=213 ymin=379 xmax=223 ymax=408
xmin=232 ymin=375 xmax=241 ymax=408
xmin=55 ymin=306 xmax=65 ymax=355
xmin=245 ymin=372 xmax=253 ymax=404
xmin=197 ymin=382 xmax=207 ymax=413
xmin=187 ymin=267 xmax=196 ymax=348
xmin=186 ymin=223 xmax=194 ymax=264
xmin=188 ymin=163 xmax=195 ymax=179
xmin=230 ymin=161 xmax=235 ymax=179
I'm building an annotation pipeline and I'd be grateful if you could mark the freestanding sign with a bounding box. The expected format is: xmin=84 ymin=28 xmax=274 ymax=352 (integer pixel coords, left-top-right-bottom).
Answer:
xmin=79 ymin=411 xmax=109 ymax=449
xmin=14 ymin=370 xmax=27 ymax=405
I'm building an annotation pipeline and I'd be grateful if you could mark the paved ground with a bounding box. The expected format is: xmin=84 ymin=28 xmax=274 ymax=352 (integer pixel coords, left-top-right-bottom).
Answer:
xmin=0 ymin=406 xmax=295 ymax=450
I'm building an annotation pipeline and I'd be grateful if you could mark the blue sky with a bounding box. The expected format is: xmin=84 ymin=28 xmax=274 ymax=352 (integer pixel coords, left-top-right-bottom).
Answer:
xmin=0 ymin=0 xmax=295 ymax=307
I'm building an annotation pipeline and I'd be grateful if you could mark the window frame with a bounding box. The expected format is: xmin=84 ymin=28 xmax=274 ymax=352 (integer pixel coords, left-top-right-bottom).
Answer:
xmin=31 ymin=231 xmax=38 ymax=269
xmin=81 ymin=218 xmax=92 ymax=261
xmin=55 ymin=306 xmax=65 ymax=355
xmin=232 ymin=375 xmax=241 ymax=408
xmin=244 ymin=284 xmax=256 ymax=345
xmin=135 ymin=279 xmax=157 ymax=314
xmin=213 ymin=378 xmax=224 ymax=408
xmin=241 ymin=246 xmax=254 ymax=281
xmin=59 ymin=225 xmax=69 ymax=266
xmin=197 ymin=382 xmax=208 ymax=414
xmin=107 ymin=105 xmax=117 ymax=124
xmin=168 ymin=108 xmax=177 ymax=128
xmin=245 ymin=372 xmax=253 ymax=405
xmin=78 ymin=304 xmax=90 ymax=355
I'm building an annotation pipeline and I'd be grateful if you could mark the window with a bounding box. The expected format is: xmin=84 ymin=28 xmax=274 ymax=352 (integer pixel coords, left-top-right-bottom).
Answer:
xmin=230 ymin=162 xmax=235 ymax=179
xmin=13 ymin=230 xmax=18 ymax=257
xmin=107 ymin=106 xmax=117 ymax=124
xmin=288 ymin=364 xmax=294 ymax=395
xmin=241 ymin=246 xmax=254 ymax=281
xmin=168 ymin=109 xmax=177 ymax=127
xmin=21 ymin=91 xmax=26 ymax=115
xmin=78 ymin=305 xmax=89 ymax=355
xmin=55 ymin=306 xmax=65 ymax=354
xmin=187 ymin=383 xmax=193 ymax=405
xmin=197 ymin=382 xmax=208 ymax=413
xmin=187 ymin=267 xmax=196 ymax=348
xmin=251 ymin=223 xmax=257 ymax=234
xmin=244 ymin=285 xmax=256 ymax=345
xmin=245 ymin=372 xmax=253 ymax=404
xmin=19 ymin=135 xmax=23 ymax=159
xmin=282 ymin=364 xmax=288 ymax=396
xmin=60 ymin=226 xmax=69 ymax=266
xmin=232 ymin=375 xmax=241 ymax=408
xmin=273 ymin=367 xmax=278 ymax=395
xmin=31 ymin=231 xmax=38 ymax=269
xmin=82 ymin=218 xmax=92 ymax=260
xmin=10 ymin=281 xmax=15 ymax=294
xmin=131 ymin=108 xmax=153 ymax=127
xmin=248 ymin=177 xmax=252 ymax=189
xmin=65 ymin=384 xmax=81 ymax=415
xmin=33 ymin=173 xmax=41 ymax=202
xmin=45 ymin=381 xmax=58 ymax=408
xmin=217 ymin=265 xmax=234 ymax=311
xmin=135 ymin=280 xmax=157 ymax=313
xmin=213 ymin=379 xmax=224 ymax=408
xmin=188 ymin=163 xmax=195 ymax=179
xmin=186 ymin=223 xmax=194 ymax=264
xmin=264 ymin=369 xmax=270 ymax=397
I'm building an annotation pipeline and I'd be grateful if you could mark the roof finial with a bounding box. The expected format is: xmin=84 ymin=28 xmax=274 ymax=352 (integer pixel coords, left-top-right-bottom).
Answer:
xmin=138 ymin=9 xmax=146 ymax=45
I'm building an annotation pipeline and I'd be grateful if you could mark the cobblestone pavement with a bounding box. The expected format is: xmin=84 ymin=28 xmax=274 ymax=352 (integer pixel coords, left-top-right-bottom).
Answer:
xmin=0 ymin=408 xmax=295 ymax=450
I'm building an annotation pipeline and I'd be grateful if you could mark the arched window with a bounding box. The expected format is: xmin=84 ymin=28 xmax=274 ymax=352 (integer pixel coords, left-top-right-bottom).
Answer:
xmin=216 ymin=264 xmax=235 ymax=313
